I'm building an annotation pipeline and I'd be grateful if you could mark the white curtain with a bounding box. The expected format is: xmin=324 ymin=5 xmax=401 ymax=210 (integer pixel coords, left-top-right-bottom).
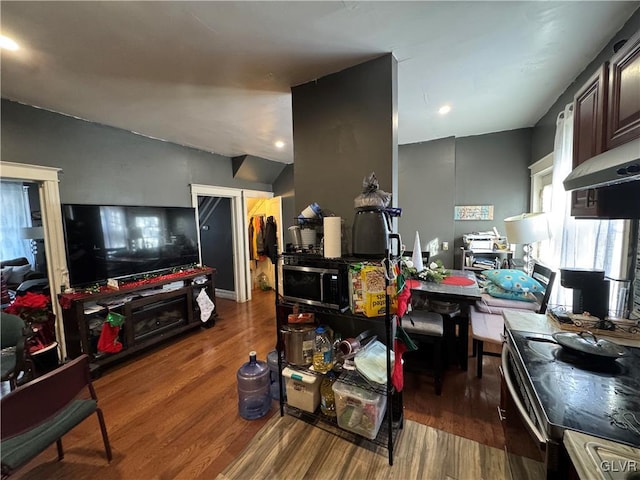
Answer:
xmin=544 ymin=104 xmax=626 ymax=309
xmin=0 ymin=180 xmax=34 ymax=263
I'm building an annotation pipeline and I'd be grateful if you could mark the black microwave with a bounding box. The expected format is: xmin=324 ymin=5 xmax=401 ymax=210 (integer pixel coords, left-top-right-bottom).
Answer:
xmin=281 ymin=257 xmax=350 ymax=311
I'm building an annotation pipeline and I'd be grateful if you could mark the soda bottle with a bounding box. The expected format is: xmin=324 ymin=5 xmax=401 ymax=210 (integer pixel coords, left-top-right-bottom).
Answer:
xmin=312 ymin=326 xmax=334 ymax=373
xmin=320 ymin=370 xmax=337 ymax=417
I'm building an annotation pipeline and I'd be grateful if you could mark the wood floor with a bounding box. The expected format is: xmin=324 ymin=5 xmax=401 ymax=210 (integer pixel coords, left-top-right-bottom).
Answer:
xmin=8 ymin=289 xmax=505 ymax=479
xmin=218 ymin=414 xmax=516 ymax=480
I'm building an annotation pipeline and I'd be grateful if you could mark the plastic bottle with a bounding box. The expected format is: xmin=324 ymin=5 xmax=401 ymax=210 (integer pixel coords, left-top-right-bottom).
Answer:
xmin=312 ymin=326 xmax=334 ymax=373
xmin=320 ymin=370 xmax=337 ymax=417
xmin=237 ymin=351 xmax=271 ymax=420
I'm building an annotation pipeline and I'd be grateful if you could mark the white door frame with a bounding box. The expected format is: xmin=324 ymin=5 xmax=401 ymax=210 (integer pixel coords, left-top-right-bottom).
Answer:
xmin=0 ymin=161 xmax=69 ymax=357
xmin=191 ymin=185 xmax=246 ymax=302
xmin=190 ymin=185 xmax=275 ymax=303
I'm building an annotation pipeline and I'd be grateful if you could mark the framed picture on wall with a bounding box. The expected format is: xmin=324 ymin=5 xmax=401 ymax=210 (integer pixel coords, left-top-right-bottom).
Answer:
xmin=454 ymin=205 xmax=494 ymax=221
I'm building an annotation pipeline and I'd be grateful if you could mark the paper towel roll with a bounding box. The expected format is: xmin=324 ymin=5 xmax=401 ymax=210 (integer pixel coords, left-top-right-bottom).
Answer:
xmin=323 ymin=217 xmax=342 ymax=258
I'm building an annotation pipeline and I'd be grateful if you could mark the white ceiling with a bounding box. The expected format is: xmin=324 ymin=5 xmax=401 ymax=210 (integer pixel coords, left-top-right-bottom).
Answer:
xmin=1 ymin=2 xmax=637 ymax=165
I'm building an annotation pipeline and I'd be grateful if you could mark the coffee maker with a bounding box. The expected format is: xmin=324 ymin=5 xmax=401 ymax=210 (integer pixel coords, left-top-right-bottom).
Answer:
xmin=560 ymin=268 xmax=610 ymax=320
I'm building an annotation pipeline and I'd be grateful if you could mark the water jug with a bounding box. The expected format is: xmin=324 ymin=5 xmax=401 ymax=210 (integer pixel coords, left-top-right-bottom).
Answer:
xmin=237 ymin=351 xmax=271 ymax=420
xmin=267 ymin=349 xmax=284 ymax=400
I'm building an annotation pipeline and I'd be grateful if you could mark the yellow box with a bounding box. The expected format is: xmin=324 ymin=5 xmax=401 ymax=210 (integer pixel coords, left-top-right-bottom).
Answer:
xmin=349 ymin=263 xmax=397 ymax=317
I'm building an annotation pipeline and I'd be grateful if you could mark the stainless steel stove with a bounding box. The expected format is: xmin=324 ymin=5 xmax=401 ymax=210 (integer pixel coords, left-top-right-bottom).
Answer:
xmin=508 ymin=329 xmax=640 ymax=447
xmin=501 ymin=329 xmax=640 ymax=479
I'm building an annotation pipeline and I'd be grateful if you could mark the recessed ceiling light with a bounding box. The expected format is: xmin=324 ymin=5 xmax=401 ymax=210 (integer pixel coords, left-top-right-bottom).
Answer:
xmin=274 ymin=140 xmax=285 ymax=149
xmin=0 ymin=35 xmax=19 ymax=51
xmin=438 ymin=105 xmax=451 ymax=115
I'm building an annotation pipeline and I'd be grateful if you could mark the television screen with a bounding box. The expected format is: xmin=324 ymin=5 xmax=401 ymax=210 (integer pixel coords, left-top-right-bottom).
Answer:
xmin=62 ymin=204 xmax=199 ymax=287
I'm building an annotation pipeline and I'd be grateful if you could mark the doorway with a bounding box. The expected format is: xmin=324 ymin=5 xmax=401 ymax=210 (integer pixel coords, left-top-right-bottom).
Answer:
xmin=191 ymin=184 xmax=282 ymax=303
xmin=198 ymin=196 xmax=234 ymax=293
xmin=0 ymin=161 xmax=68 ymax=356
xmin=246 ymin=196 xmax=282 ymax=294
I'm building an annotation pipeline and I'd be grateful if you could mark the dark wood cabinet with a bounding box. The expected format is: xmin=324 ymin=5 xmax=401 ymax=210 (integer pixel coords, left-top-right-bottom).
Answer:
xmin=571 ymin=30 xmax=640 ymax=218
xmin=607 ymin=30 xmax=640 ymax=150
xmin=59 ymin=267 xmax=216 ymax=374
xmin=571 ymin=64 xmax=608 ymax=217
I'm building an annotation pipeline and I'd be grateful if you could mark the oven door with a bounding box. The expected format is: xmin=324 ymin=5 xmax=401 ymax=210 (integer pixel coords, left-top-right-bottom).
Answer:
xmin=499 ymin=345 xmax=549 ymax=480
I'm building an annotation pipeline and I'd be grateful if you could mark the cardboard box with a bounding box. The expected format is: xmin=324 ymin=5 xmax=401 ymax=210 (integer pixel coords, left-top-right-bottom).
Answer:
xmin=349 ymin=262 xmax=397 ymax=317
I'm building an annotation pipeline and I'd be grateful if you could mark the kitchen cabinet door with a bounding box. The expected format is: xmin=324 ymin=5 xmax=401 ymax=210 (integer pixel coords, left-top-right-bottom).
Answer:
xmin=571 ymin=64 xmax=608 ymax=217
xmin=607 ymin=30 xmax=640 ymax=150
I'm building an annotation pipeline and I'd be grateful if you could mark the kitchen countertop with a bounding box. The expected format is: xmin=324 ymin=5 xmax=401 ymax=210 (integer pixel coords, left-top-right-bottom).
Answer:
xmin=564 ymin=430 xmax=640 ymax=480
xmin=503 ymin=310 xmax=640 ymax=479
xmin=502 ymin=310 xmax=640 ymax=348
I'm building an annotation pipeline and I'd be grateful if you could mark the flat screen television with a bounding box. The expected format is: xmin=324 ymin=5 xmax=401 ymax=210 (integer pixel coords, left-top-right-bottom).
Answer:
xmin=62 ymin=204 xmax=200 ymax=288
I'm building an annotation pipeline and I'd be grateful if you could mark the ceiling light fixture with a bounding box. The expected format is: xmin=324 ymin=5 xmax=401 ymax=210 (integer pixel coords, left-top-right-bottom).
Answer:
xmin=438 ymin=105 xmax=451 ymax=115
xmin=274 ymin=140 xmax=285 ymax=149
xmin=0 ymin=35 xmax=19 ymax=51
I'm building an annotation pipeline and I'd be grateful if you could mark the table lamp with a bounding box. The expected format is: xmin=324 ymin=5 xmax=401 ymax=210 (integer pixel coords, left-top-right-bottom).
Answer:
xmin=504 ymin=213 xmax=549 ymax=276
xmin=21 ymin=226 xmax=45 ymax=270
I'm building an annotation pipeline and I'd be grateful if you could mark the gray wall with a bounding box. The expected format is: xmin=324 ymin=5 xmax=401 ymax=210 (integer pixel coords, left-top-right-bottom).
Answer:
xmin=398 ymin=137 xmax=456 ymax=266
xmin=398 ymin=128 xmax=532 ymax=267
xmin=291 ymin=54 xmax=397 ymax=237
xmin=454 ymin=128 xmax=532 ymax=237
xmin=531 ymin=7 xmax=640 ymax=161
xmin=273 ymin=164 xmax=295 ymax=235
xmin=1 ymin=99 xmax=274 ymax=206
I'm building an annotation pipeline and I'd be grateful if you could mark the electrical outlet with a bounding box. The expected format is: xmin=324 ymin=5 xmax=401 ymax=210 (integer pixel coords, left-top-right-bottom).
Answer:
xmin=442 ymin=241 xmax=449 ymax=251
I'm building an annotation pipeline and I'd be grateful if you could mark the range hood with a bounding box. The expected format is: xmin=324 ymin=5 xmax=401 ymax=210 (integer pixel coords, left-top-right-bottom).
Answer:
xmin=563 ymin=138 xmax=640 ymax=191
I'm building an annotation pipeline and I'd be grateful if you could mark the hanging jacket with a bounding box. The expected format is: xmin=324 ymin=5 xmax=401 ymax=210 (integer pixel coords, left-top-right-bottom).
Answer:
xmin=264 ymin=216 xmax=278 ymax=264
xmin=248 ymin=219 xmax=255 ymax=261
xmin=256 ymin=216 xmax=266 ymax=255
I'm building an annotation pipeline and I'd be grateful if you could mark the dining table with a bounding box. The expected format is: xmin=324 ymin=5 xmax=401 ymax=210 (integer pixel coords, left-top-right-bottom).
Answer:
xmin=409 ymin=269 xmax=482 ymax=370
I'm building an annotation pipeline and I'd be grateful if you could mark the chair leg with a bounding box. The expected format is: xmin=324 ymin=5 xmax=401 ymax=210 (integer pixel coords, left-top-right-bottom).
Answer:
xmin=96 ymin=408 xmax=113 ymax=462
xmin=56 ymin=439 xmax=64 ymax=461
xmin=472 ymin=338 xmax=477 ymax=357
xmin=433 ymin=340 xmax=443 ymax=396
xmin=476 ymin=341 xmax=484 ymax=379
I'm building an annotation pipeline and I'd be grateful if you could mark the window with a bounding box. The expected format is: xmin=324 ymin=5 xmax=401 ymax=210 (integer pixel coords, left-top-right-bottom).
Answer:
xmin=0 ymin=180 xmax=35 ymax=263
xmin=532 ymin=104 xmax=631 ymax=312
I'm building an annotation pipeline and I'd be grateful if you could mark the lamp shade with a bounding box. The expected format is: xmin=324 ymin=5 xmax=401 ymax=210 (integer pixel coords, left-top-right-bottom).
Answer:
xmin=504 ymin=213 xmax=549 ymax=245
xmin=20 ymin=226 xmax=45 ymax=239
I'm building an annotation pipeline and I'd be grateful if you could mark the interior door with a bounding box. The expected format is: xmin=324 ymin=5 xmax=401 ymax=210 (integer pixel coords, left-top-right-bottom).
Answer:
xmin=198 ymin=196 xmax=234 ymax=293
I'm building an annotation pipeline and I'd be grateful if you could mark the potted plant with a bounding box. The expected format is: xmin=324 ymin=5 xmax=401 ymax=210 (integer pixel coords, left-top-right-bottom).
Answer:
xmin=4 ymin=291 xmax=59 ymax=373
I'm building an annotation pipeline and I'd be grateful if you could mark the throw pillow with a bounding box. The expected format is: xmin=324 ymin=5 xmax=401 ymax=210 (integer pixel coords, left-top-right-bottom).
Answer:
xmin=7 ymin=264 xmax=32 ymax=285
xmin=485 ymin=283 xmax=537 ymax=302
xmin=482 ymin=269 xmax=544 ymax=293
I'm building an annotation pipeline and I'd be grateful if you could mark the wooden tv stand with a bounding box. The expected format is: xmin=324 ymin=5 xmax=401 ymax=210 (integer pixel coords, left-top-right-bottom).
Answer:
xmin=59 ymin=267 xmax=216 ymax=374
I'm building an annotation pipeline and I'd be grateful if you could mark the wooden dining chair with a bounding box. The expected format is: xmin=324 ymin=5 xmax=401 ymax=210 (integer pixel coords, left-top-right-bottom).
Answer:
xmin=470 ymin=263 xmax=556 ymax=378
xmin=0 ymin=354 xmax=112 ymax=478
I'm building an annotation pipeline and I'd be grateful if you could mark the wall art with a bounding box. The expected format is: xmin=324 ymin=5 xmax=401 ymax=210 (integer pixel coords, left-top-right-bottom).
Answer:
xmin=454 ymin=205 xmax=494 ymax=221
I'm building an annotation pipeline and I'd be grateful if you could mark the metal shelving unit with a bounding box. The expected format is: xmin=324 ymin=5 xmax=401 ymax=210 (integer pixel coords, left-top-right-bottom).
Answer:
xmin=274 ymin=252 xmax=403 ymax=465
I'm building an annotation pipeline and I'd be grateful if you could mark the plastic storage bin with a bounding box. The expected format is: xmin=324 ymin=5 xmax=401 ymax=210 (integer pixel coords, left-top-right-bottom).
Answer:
xmin=282 ymin=367 xmax=322 ymax=413
xmin=333 ymin=377 xmax=387 ymax=440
